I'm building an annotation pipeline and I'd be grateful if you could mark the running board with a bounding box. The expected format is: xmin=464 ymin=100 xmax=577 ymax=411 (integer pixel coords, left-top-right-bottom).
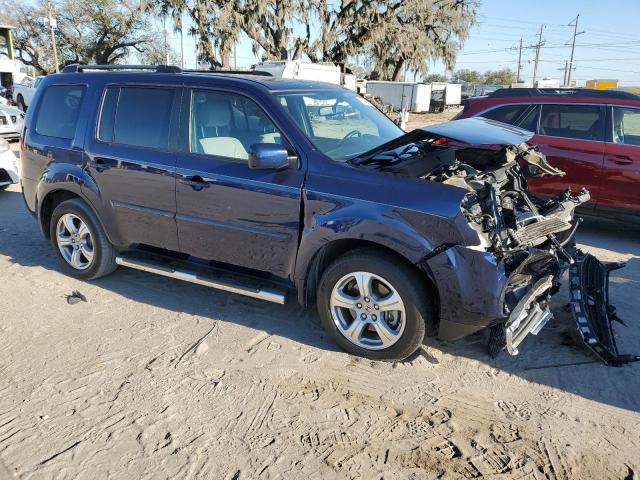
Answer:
xmin=115 ymin=253 xmax=287 ymax=304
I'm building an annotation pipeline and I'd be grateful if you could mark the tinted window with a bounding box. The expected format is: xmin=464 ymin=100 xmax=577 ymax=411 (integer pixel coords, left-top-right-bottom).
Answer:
xmin=539 ymin=104 xmax=604 ymax=141
xmin=613 ymin=108 xmax=640 ymax=146
xmin=480 ymin=104 xmax=528 ymax=126
xmin=519 ymin=105 xmax=540 ymax=132
xmin=99 ymin=87 xmax=175 ymax=149
xmin=35 ymin=85 xmax=85 ymax=139
xmin=191 ymin=90 xmax=286 ymax=161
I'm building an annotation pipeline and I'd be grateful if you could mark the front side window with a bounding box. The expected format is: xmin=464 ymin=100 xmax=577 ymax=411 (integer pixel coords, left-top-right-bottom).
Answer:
xmin=190 ymin=90 xmax=286 ymax=161
xmin=35 ymin=85 xmax=85 ymax=139
xmin=613 ymin=108 xmax=640 ymax=146
xmin=274 ymin=90 xmax=403 ymax=161
xmin=539 ymin=104 xmax=604 ymax=141
xmin=480 ymin=104 xmax=529 ymax=126
xmin=98 ymin=86 xmax=175 ymax=149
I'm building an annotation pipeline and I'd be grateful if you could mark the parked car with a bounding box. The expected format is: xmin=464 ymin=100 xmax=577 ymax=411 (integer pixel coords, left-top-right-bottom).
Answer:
xmin=0 ymin=137 xmax=19 ymax=190
xmin=0 ymin=103 xmax=25 ymax=140
xmin=18 ymin=65 xmax=631 ymax=363
xmin=455 ymin=88 xmax=640 ymax=222
xmin=14 ymin=75 xmax=43 ymax=111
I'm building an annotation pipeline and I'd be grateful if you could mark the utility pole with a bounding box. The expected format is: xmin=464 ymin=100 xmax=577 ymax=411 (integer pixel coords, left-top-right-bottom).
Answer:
xmin=566 ymin=14 xmax=585 ymax=86
xmin=563 ymin=60 xmax=569 ymax=86
xmin=162 ymin=15 xmax=169 ymax=64
xmin=180 ymin=11 xmax=185 ymax=69
xmin=47 ymin=0 xmax=59 ymax=72
xmin=532 ymin=24 xmax=544 ymax=86
xmin=516 ymin=38 xmax=523 ymax=82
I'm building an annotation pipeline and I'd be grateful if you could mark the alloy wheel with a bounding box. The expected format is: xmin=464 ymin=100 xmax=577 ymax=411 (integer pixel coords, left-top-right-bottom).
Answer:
xmin=56 ymin=213 xmax=94 ymax=270
xmin=329 ymin=271 xmax=406 ymax=350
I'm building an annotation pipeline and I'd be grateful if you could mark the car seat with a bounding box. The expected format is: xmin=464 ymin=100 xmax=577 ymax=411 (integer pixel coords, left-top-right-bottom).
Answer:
xmin=195 ymin=97 xmax=248 ymax=159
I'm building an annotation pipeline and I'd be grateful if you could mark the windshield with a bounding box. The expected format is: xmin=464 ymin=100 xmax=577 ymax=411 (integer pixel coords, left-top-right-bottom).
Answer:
xmin=274 ymin=90 xmax=403 ymax=161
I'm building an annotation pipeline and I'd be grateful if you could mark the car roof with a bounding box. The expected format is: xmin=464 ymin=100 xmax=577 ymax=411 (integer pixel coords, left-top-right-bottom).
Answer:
xmin=469 ymin=87 xmax=640 ymax=107
xmin=50 ymin=65 xmax=346 ymax=93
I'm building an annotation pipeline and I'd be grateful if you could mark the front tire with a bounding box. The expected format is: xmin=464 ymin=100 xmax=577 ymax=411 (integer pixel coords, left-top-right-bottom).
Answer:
xmin=49 ymin=198 xmax=117 ymax=280
xmin=317 ymin=249 xmax=432 ymax=361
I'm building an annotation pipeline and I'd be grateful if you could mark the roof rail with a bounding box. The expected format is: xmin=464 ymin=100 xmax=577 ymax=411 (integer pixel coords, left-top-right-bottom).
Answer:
xmin=62 ymin=64 xmax=182 ymax=73
xmin=61 ymin=64 xmax=273 ymax=77
xmin=488 ymin=87 xmax=640 ymax=100
xmin=181 ymin=69 xmax=273 ymax=77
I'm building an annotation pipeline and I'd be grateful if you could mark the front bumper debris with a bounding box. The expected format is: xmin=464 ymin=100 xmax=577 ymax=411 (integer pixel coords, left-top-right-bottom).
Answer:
xmin=505 ymin=275 xmax=554 ymax=355
xmin=569 ymin=249 xmax=639 ymax=366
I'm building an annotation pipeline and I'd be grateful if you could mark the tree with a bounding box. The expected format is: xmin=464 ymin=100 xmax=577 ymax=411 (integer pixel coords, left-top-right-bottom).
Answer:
xmin=483 ymin=68 xmax=514 ymax=85
xmin=242 ymin=0 xmax=310 ymax=61
xmin=453 ymin=68 xmax=483 ymax=84
xmin=424 ymin=73 xmax=448 ymax=83
xmin=1 ymin=0 xmax=153 ymax=74
xmin=303 ymin=0 xmax=478 ymax=81
xmin=150 ymin=0 xmax=242 ymax=68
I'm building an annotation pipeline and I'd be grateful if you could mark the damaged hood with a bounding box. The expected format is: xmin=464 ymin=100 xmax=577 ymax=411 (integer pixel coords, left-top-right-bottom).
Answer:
xmin=417 ymin=117 xmax=535 ymax=146
xmin=354 ymin=117 xmax=535 ymax=164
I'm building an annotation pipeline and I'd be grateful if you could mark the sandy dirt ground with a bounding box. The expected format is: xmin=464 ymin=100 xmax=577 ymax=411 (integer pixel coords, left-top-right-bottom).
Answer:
xmin=1 ymin=130 xmax=639 ymax=479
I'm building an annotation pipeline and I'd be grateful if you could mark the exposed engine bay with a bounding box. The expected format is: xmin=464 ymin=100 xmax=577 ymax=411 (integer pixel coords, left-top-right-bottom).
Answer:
xmin=355 ymin=121 xmax=636 ymax=365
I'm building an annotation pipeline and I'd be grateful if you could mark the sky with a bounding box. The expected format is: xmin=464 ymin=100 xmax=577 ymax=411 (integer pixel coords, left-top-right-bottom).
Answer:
xmin=164 ymin=0 xmax=640 ymax=86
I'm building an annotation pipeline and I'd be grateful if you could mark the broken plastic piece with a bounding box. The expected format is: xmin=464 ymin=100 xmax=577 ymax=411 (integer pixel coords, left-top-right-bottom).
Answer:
xmin=569 ymin=249 xmax=639 ymax=366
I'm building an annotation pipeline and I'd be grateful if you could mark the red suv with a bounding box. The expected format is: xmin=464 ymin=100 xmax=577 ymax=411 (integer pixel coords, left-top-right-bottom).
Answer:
xmin=456 ymin=88 xmax=640 ymax=221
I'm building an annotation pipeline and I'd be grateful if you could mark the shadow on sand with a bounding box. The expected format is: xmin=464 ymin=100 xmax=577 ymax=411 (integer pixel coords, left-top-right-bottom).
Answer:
xmin=1 ymin=187 xmax=639 ymax=412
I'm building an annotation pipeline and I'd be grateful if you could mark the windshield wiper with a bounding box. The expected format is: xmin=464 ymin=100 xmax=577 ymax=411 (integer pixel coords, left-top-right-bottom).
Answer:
xmin=350 ymin=129 xmax=429 ymax=164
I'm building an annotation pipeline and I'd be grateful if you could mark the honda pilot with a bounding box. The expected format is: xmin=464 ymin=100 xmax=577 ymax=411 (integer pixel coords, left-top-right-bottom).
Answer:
xmin=18 ymin=65 xmax=633 ymax=363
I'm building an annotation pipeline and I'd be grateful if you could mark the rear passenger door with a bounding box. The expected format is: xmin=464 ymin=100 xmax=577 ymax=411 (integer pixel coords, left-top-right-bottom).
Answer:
xmin=84 ymin=85 xmax=181 ymax=251
xmin=174 ymin=88 xmax=304 ymax=279
xmin=526 ymin=103 xmax=605 ymax=206
xmin=599 ymin=106 xmax=640 ymax=212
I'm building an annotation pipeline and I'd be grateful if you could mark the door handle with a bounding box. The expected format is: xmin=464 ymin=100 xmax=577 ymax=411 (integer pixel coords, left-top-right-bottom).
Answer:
xmin=87 ymin=157 xmax=112 ymax=171
xmin=609 ymin=155 xmax=633 ymax=165
xmin=179 ymin=175 xmax=209 ymax=190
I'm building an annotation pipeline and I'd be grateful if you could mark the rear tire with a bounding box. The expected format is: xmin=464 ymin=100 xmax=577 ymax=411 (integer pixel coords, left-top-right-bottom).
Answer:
xmin=49 ymin=198 xmax=117 ymax=280
xmin=317 ymin=249 xmax=431 ymax=361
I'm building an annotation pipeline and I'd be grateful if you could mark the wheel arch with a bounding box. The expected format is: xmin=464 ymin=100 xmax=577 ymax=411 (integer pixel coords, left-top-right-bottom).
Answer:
xmin=39 ymin=189 xmax=113 ymax=247
xmin=296 ymin=238 xmax=440 ymax=333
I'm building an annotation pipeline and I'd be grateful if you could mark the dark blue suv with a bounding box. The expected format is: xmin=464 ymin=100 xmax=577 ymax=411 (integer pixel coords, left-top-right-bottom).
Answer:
xmin=19 ymin=65 xmax=629 ymax=363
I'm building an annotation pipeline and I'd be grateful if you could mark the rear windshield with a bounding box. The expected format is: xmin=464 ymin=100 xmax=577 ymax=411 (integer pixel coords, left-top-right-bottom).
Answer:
xmin=35 ymin=85 xmax=86 ymax=139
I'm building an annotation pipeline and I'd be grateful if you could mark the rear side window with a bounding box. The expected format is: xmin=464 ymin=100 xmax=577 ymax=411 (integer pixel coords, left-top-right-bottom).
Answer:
xmin=35 ymin=85 xmax=86 ymax=139
xmin=613 ymin=107 xmax=640 ymax=146
xmin=519 ymin=105 xmax=540 ymax=132
xmin=480 ymin=104 xmax=528 ymax=126
xmin=539 ymin=104 xmax=604 ymax=141
xmin=99 ymin=86 xmax=175 ymax=149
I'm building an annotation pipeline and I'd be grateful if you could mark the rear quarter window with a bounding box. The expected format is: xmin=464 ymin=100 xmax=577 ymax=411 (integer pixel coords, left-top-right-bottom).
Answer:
xmin=34 ymin=85 xmax=86 ymax=139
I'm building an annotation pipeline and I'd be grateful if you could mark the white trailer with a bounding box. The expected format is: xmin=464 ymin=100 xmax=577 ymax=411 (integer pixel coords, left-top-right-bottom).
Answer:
xmin=253 ymin=60 xmax=358 ymax=90
xmin=364 ymin=81 xmax=432 ymax=113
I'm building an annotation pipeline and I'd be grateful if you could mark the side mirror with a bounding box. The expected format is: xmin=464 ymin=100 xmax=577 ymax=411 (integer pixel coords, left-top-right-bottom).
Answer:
xmin=248 ymin=143 xmax=295 ymax=170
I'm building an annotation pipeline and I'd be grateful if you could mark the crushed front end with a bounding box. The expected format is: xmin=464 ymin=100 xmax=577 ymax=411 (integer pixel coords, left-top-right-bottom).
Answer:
xmin=359 ymin=118 xmax=635 ymax=364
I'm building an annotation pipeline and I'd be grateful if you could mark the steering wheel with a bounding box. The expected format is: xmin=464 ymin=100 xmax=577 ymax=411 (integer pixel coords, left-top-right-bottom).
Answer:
xmin=338 ymin=129 xmax=362 ymax=145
